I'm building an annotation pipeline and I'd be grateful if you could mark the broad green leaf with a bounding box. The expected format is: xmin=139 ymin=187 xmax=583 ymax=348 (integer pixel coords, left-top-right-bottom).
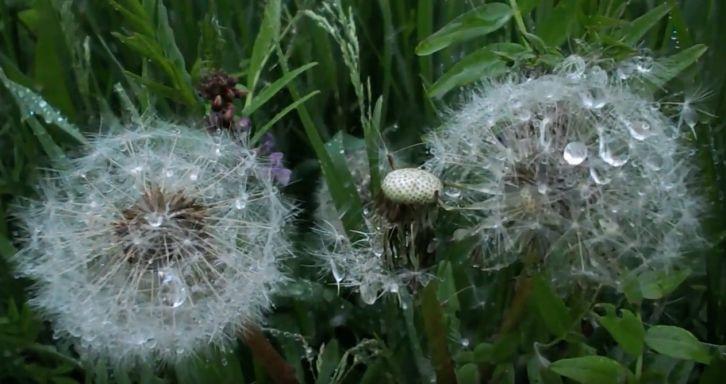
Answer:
xmin=428 ymin=48 xmax=507 ymax=98
xmin=639 ymin=268 xmax=691 ymax=300
xmin=251 ymin=90 xmax=320 ymax=144
xmin=415 ymin=3 xmax=512 ymax=55
xmin=550 ymin=356 xmax=628 ymax=384
xmin=593 ymin=304 xmax=644 ymax=356
xmin=650 ymin=44 xmax=707 ymax=88
xmin=619 ymin=3 xmax=671 ymax=46
xmin=645 ymin=325 xmax=712 ymax=364
xmin=247 ymin=0 xmax=281 ymax=93
xmin=536 ymin=0 xmax=580 ymax=47
xmin=243 ymin=62 xmax=318 ymax=115
xmin=531 ymin=275 xmax=572 ymax=338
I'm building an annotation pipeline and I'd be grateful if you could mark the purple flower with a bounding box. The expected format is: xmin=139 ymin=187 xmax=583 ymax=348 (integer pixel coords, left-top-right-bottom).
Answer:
xmin=268 ymin=151 xmax=292 ymax=186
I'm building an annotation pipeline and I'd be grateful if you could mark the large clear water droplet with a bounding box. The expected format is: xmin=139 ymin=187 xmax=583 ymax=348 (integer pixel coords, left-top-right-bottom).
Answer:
xmin=627 ymin=120 xmax=652 ymax=141
xmin=598 ymin=134 xmax=629 ymax=167
xmin=563 ymin=141 xmax=588 ymax=165
xmin=359 ymin=281 xmax=380 ymax=305
xmin=158 ymin=269 xmax=187 ymax=308
xmin=580 ymin=88 xmax=607 ymax=109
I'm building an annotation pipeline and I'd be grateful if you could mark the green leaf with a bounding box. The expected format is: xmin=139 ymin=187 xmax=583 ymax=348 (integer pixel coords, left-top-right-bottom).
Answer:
xmin=593 ymin=304 xmax=644 ymax=356
xmin=645 ymin=326 xmax=712 ymax=364
xmin=487 ymin=42 xmax=535 ymax=61
xmin=639 ymin=268 xmax=691 ymax=300
xmin=531 ymin=275 xmax=572 ymax=338
xmin=0 ymin=67 xmax=86 ymax=145
xmin=456 ymin=363 xmax=479 ymax=384
xmin=247 ymin=0 xmax=281 ymax=92
xmin=650 ymin=44 xmax=708 ymax=88
xmin=415 ymin=3 xmax=512 ymax=55
xmin=550 ymin=356 xmax=628 ymax=384
xmin=251 ymin=90 xmax=320 ymax=144
xmin=428 ymin=48 xmax=508 ymax=98
xmin=315 ymin=340 xmax=340 ymax=384
xmin=619 ymin=3 xmax=671 ymax=46
xmin=536 ymin=0 xmax=580 ymax=47
xmin=244 ymin=62 xmax=318 ymax=115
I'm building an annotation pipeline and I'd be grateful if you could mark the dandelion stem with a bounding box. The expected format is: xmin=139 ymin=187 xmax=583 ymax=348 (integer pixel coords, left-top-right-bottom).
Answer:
xmin=508 ymin=0 xmax=531 ymax=49
xmin=242 ymin=325 xmax=299 ymax=384
xmin=498 ymin=274 xmax=534 ymax=335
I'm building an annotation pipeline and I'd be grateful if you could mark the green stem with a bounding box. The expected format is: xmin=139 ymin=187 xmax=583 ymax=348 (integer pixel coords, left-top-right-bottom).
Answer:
xmin=242 ymin=325 xmax=299 ymax=384
xmin=508 ymin=0 xmax=532 ymax=49
xmin=421 ymin=282 xmax=457 ymax=384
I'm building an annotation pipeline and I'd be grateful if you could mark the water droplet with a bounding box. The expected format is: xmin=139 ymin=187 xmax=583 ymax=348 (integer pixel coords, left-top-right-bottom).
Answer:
xmin=682 ymin=106 xmax=698 ymax=129
xmin=537 ymin=182 xmax=548 ymax=194
xmin=189 ymin=172 xmax=199 ymax=181
xmin=234 ymin=194 xmax=247 ymax=210
xmin=38 ymin=100 xmax=48 ymax=108
xmin=580 ymin=88 xmax=607 ymax=109
xmin=598 ymin=133 xmax=629 ymax=167
xmin=330 ymin=260 xmax=343 ymax=284
xmin=444 ymin=188 xmax=461 ymax=199
xmin=460 ymin=338 xmax=470 ymax=348
xmin=563 ymin=141 xmax=588 ymax=165
xmin=589 ymin=163 xmax=611 ymax=185
xmin=164 ymin=169 xmax=174 ymax=178
xmin=626 ymin=120 xmax=651 ymax=141
xmin=157 ymin=269 xmax=187 ymax=308
xmin=130 ymin=165 xmax=144 ymax=174
xmin=147 ymin=213 xmax=164 ymax=228
xmin=359 ymin=281 xmax=380 ymax=305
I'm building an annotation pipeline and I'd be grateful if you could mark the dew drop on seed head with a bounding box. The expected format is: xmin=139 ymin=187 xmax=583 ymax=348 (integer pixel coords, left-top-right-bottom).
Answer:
xmin=157 ymin=269 xmax=187 ymax=308
xmin=627 ymin=120 xmax=651 ymax=141
xmin=359 ymin=282 xmax=379 ymax=305
xmin=563 ymin=141 xmax=588 ymax=165
xmin=147 ymin=213 xmax=164 ymax=228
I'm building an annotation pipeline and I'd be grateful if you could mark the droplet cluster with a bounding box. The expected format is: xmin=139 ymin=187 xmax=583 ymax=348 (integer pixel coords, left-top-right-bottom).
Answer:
xmin=12 ymin=120 xmax=294 ymax=366
xmin=425 ymin=56 xmax=703 ymax=285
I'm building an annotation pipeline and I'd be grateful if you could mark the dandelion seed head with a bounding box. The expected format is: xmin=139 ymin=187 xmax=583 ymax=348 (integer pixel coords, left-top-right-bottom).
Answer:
xmin=12 ymin=119 xmax=294 ymax=366
xmin=425 ymin=55 xmax=704 ymax=285
xmin=381 ymin=168 xmax=442 ymax=205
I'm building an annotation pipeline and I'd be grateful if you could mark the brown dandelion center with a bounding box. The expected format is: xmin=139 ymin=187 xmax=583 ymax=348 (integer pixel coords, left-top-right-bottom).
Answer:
xmin=114 ymin=187 xmax=207 ymax=267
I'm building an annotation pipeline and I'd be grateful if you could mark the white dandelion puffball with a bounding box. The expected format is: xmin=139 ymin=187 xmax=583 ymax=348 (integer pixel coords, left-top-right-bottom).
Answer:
xmin=425 ymin=55 xmax=703 ymax=285
xmin=12 ymin=120 xmax=294 ymax=365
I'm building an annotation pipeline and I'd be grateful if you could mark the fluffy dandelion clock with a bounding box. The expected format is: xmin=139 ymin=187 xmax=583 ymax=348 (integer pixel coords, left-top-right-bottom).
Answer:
xmin=425 ymin=56 xmax=703 ymax=286
xmin=12 ymin=120 xmax=294 ymax=366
